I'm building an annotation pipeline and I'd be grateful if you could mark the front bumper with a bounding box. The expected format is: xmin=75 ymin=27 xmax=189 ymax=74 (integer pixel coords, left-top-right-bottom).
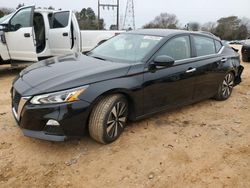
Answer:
xmin=12 ymin=98 xmax=91 ymax=141
xmin=22 ymin=129 xmax=67 ymax=142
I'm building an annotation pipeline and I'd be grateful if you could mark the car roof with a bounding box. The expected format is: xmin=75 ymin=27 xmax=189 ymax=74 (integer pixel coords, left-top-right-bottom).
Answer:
xmin=128 ymin=29 xmax=187 ymax=36
xmin=128 ymin=29 xmax=220 ymax=40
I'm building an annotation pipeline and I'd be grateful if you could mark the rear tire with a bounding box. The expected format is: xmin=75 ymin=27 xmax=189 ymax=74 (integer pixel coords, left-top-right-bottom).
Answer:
xmin=89 ymin=94 xmax=128 ymax=144
xmin=214 ymin=72 xmax=235 ymax=101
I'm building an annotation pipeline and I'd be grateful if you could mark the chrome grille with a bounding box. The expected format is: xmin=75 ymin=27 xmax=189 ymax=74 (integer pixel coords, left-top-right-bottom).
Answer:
xmin=13 ymin=89 xmax=21 ymax=112
xmin=12 ymin=88 xmax=31 ymax=121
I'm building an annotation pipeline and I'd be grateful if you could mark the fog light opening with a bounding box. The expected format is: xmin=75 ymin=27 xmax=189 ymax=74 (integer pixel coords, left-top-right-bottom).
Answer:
xmin=46 ymin=120 xmax=60 ymax=127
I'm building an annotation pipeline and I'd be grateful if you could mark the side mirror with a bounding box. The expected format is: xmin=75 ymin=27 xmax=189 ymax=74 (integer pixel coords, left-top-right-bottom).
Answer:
xmin=153 ymin=55 xmax=175 ymax=67
xmin=0 ymin=24 xmax=9 ymax=32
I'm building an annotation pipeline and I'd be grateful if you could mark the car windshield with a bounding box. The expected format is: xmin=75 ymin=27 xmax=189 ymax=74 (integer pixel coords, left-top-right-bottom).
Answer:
xmin=88 ymin=34 xmax=163 ymax=63
xmin=0 ymin=13 xmax=14 ymax=24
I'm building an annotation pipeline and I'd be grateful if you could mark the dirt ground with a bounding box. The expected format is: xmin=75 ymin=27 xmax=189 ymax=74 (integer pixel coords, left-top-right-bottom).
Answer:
xmin=0 ymin=45 xmax=249 ymax=188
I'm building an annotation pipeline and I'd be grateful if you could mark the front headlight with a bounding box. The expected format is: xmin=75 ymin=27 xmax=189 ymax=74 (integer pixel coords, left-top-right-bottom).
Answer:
xmin=30 ymin=86 xmax=89 ymax=104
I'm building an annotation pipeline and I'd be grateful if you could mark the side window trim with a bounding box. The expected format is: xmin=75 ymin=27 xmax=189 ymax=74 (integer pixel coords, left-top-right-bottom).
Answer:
xmin=8 ymin=6 xmax=34 ymax=31
xmin=176 ymin=35 xmax=225 ymax=65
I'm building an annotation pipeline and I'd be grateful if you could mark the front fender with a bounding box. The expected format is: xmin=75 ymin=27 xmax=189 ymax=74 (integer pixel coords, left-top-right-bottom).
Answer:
xmin=79 ymin=73 xmax=144 ymax=118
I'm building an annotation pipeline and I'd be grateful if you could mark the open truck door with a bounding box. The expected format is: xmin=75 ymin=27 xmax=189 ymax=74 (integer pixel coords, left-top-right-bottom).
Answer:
xmin=48 ymin=11 xmax=75 ymax=56
xmin=3 ymin=6 xmax=38 ymax=62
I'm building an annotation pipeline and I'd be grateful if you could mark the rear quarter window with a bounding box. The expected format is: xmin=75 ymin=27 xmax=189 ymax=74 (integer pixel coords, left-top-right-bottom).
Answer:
xmin=215 ymin=40 xmax=222 ymax=53
xmin=193 ymin=35 xmax=216 ymax=56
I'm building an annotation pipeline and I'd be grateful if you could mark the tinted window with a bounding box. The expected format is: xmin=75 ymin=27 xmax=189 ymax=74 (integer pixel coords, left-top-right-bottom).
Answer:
xmin=10 ymin=7 xmax=32 ymax=30
xmin=215 ymin=40 xmax=222 ymax=52
xmin=51 ymin=12 xmax=69 ymax=28
xmin=157 ymin=36 xmax=191 ymax=61
xmin=194 ymin=36 xmax=216 ymax=56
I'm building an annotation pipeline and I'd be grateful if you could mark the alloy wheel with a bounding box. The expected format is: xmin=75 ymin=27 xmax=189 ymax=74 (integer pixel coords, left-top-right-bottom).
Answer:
xmin=106 ymin=101 xmax=127 ymax=138
xmin=222 ymin=73 xmax=234 ymax=98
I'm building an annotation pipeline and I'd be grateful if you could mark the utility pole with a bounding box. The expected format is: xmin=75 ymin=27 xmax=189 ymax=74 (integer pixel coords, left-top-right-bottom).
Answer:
xmin=98 ymin=0 xmax=120 ymax=30
xmin=123 ymin=0 xmax=135 ymax=30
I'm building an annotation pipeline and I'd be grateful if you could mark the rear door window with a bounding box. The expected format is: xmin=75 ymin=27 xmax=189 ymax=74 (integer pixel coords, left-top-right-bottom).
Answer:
xmin=50 ymin=11 xmax=70 ymax=29
xmin=193 ymin=36 xmax=216 ymax=56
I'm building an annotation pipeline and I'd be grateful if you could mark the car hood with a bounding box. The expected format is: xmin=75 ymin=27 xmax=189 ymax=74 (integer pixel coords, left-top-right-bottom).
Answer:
xmin=15 ymin=53 xmax=131 ymax=96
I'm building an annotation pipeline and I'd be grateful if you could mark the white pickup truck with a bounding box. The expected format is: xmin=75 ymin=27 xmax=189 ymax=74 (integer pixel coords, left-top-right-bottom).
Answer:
xmin=0 ymin=5 xmax=122 ymax=65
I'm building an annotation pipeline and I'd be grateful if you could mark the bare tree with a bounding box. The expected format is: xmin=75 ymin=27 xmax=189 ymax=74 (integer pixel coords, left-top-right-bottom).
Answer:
xmin=0 ymin=7 xmax=15 ymax=15
xmin=241 ymin=17 xmax=250 ymax=32
xmin=201 ymin=22 xmax=217 ymax=33
xmin=0 ymin=10 xmax=4 ymax=18
xmin=143 ymin=13 xmax=179 ymax=29
xmin=16 ymin=3 xmax=25 ymax=9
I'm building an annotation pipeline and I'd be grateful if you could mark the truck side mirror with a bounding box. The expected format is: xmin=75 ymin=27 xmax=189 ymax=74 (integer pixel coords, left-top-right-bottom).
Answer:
xmin=0 ymin=24 xmax=9 ymax=32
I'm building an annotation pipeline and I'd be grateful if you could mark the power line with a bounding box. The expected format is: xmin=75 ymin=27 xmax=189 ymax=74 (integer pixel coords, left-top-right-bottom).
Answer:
xmin=98 ymin=0 xmax=120 ymax=30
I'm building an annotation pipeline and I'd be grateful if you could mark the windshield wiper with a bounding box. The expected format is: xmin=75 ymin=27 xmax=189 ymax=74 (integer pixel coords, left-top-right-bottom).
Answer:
xmin=92 ymin=56 xmax=107 ymax=61
xmin=92 ymin=56 xmax=113 ymax=62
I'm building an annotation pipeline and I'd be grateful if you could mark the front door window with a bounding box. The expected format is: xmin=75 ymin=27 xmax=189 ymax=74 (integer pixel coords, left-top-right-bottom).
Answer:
xmin=9 ymin=7 xmax=33 ymax=31
xmin=157 ymin=36 xmax=191 ymax=61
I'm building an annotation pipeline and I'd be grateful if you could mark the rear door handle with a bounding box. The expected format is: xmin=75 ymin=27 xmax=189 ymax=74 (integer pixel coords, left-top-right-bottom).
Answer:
xmin=186 ymin=68 xmax=196 ymax=73
xmin=221 ymin=58 xmax=227 ymax=62
xmin=63 ymin=32 xmax=68 ymax=37
xmin=24 ymin=33 xmax=31 ymax=38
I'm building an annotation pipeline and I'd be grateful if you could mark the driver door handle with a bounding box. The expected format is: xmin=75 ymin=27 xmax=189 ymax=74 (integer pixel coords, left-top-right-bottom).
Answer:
xmin=24 ymin=33 xmax=31 ymax=38
xmin=186 ymin=68 xmax=196 ymax=73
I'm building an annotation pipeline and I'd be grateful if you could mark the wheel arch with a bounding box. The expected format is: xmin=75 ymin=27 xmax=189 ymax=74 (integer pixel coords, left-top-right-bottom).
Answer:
xmin=87 ymin=88 xmax=136 ymax=122
xmin=227 ymin=69 xmax=236 ymax=77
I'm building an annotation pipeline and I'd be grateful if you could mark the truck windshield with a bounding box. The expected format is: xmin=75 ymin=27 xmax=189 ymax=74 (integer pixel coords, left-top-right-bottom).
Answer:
xmin=0 ymin=13 xmax=14 ymax=24
xmin=88 ymin=34 xmax=163 ymax=63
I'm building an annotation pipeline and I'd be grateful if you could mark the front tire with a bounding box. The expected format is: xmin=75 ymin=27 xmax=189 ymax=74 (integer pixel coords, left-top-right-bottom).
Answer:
xmin=214 ymin=72 xmax=235 ymax=101
xmin=89 ymin=94 xmax=128 ymax=144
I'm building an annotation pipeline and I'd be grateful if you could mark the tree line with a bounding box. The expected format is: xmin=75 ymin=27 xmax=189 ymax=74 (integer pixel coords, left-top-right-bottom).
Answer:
xmin=0 ymin=4 xmax=250 ymax=40
xmin=143 ymin=13 xmax=250 ymax=40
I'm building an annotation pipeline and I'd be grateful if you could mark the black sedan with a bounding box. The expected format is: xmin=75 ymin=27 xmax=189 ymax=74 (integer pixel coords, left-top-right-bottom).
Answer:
xmin=12 ymin=29 xmax=244 ymax=144
xmin=242 ymin=39 xmax=250 ymax=62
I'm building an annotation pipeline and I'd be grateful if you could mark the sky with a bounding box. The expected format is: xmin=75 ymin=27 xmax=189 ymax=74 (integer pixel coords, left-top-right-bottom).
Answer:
xmin=0 ymin=0 xmax=250 ymax=29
